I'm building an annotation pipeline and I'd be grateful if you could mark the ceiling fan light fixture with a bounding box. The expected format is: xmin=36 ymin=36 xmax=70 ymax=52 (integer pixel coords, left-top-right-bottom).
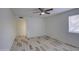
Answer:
xmin=41 ymin=12 xmax=45 ymax=15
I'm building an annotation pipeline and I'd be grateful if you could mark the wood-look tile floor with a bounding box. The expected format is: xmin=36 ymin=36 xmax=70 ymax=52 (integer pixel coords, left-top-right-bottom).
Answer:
xmin=11 ymin=36 xmax=79 ymax=51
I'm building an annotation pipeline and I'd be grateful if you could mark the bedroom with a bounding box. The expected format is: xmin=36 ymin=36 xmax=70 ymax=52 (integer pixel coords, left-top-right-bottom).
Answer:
xmin=0 ymin=8 xmax=79 ymax=51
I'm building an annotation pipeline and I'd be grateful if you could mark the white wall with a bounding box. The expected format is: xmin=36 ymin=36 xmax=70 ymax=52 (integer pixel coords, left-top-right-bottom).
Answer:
xmin=44 ymin=9 xmax=79 ymax=47
xmin=0 ymin=8 xmax=16 ymax=50
xmin=27 ymin=17 xmax=45 ymax=38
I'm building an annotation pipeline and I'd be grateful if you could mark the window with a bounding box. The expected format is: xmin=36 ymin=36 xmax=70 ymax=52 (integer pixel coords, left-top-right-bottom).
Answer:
xmin=69 ymin=15 xmax=79 ymax=33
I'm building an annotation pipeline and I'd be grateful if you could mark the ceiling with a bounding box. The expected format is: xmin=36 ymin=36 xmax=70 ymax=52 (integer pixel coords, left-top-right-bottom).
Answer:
xmin=11 ymin=8 xmax=74 ymax=18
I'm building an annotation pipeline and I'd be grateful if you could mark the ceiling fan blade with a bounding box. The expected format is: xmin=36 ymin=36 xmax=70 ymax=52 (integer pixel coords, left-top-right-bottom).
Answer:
xmin=45 ymin=8 xmax=53 ymax=11
xmin=45 ymin=11 xmax=50 ymax=14
xmin=39 ymin=13 xmax=42 ymax=15
xmin=38 ymin=8 xmax=44 ymax=12
xmin=46 ymin=12 xmax=50 ymax=14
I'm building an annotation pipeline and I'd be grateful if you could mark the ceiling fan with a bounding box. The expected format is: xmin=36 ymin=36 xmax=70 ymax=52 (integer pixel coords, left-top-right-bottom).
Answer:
xmin=33 ymin=8 xmax=53 ymax=15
